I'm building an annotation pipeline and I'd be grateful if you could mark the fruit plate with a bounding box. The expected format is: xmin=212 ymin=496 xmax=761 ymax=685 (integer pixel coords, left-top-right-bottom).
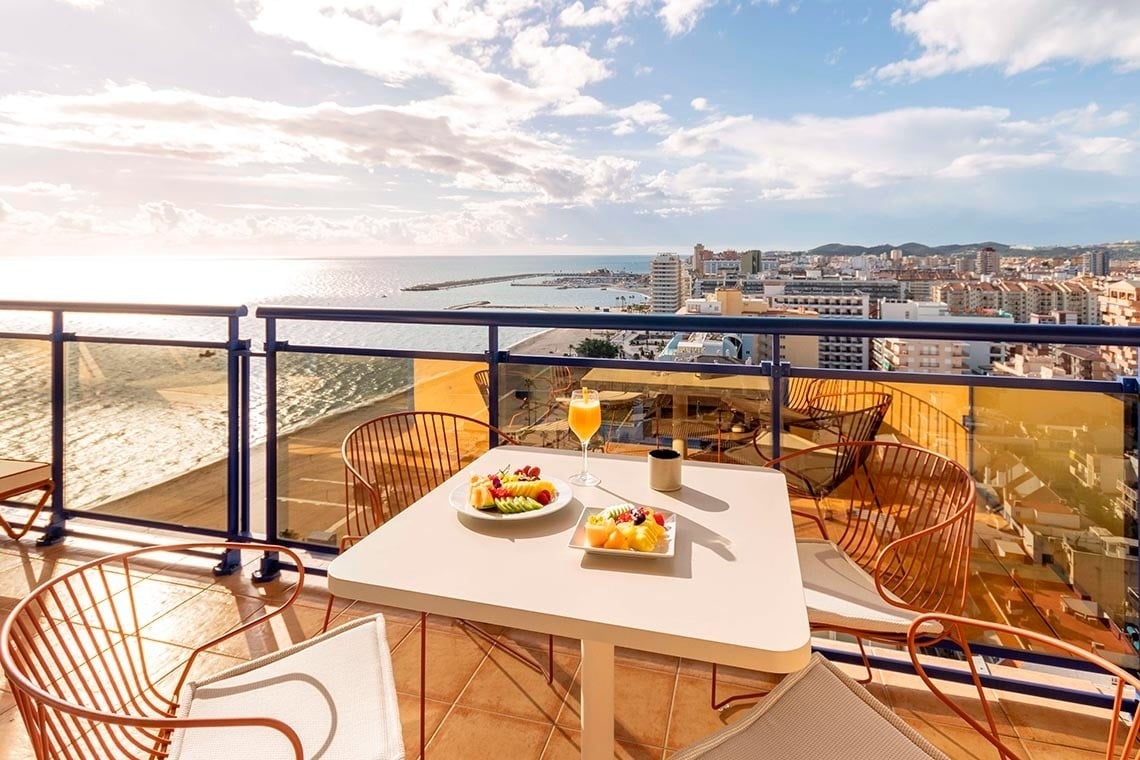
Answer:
xmin=449 ymin=476 xmax=573 ymax=521
xmin=568 ymin=507 xmax=676 ymax=558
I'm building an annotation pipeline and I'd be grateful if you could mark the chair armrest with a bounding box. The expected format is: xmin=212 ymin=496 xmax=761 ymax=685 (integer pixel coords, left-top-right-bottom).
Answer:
xmin=908 ymin=613 xmax=1140 ymax=759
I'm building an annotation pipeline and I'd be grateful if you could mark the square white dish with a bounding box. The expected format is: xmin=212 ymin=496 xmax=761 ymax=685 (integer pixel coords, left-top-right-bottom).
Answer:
xmin=568 ymin=507 xmax=676 ymax=558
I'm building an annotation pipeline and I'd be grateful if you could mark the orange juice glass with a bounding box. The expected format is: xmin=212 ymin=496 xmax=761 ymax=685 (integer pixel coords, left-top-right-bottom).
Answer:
xmin=568 ymin=388 xmax=601 ymax=486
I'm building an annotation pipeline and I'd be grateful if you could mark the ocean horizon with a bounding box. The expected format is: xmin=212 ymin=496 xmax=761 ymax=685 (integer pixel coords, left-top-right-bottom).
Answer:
xmin=0 ymin=254 xmax=650 ymax=509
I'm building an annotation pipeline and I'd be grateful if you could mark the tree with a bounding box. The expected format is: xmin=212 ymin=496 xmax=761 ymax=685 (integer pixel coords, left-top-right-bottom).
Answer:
xmin=575 ymin=337 xmax=620 ymax=359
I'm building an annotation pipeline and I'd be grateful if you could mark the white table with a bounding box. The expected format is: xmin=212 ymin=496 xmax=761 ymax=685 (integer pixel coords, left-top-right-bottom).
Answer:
xmin=328 ymin=445 xmax=810 ymax=758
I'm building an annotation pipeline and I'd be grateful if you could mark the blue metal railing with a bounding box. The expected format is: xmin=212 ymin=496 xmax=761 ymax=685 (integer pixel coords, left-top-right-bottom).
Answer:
xmin=3 ymin=301 xmax=1139 ymax=706
xmin=0 ymin=301 xmax=251 ymax=571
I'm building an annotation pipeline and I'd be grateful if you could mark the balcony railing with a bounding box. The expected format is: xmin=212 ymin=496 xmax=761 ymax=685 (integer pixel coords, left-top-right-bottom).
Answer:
xmin=2 ymin=301 xmax=1139 ymax=707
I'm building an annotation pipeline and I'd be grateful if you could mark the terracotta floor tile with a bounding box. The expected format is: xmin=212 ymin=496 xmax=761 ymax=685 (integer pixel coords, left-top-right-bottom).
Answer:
xmin=559 ymin=662 xmax=676 ymax=747
xmin=498 ymin=626 xmax=581 ymax=655
xmin=138 ymin=587 xmax=264 ymax=644
xmin=902 ymin=716 xmax=1028 ymax=760
xmin=884 ymin=669 xmax=1018 ymax=737
xmin=391 ymin=624 xmax=492 ymax=702
xmin=458 ymin=643 xmax=579 ymax=723
xmin=397 ymin=692 xmax=450 ymax=758
xmin=0 ymin=708 xmax=33 ymax=760
xmin=615 ymin=647 xmax=680 ymax=674
xmin=1020 ymin=738 xmax=1110 ymax=759
xmin=204 ymin=601 xmax=329 ymax=659
xmin=425 ymin=705 xmax=552 ymax=760
xmin=665 ymin=675 xmax=755 ymax=750
xmin=1002 ymin=698 xmax=1127 ymax=754
xmin=542 ymin=725 xmax=663 ymax=760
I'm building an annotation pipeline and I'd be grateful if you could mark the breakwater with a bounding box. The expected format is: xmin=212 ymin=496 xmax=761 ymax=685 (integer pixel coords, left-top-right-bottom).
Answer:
xmin=403 ymin=273 xmax=553 ymax=291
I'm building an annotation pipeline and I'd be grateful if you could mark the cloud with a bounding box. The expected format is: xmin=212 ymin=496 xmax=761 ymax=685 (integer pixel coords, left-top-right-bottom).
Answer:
xmin=659 ymin=0 xmax=717 ymax=37
xmin=0 ymin=82 xmax=638 ymax=207
xmin=0 ymin=199 xmax=12 ymax=222
xmin=659 ymin=103 xmax=1138 ymax=200
xmin=611 ymin=100 xmax=670 ymax=135
xmin=690 ymin=97 xmax=709 ymax=111
xmin=861 ymin=0 xmax=1140 ymax=86
xmin=559 ymin=0 xmax=650 ymax=28
xmin=0 ymin=182 xmax=80 ymax=199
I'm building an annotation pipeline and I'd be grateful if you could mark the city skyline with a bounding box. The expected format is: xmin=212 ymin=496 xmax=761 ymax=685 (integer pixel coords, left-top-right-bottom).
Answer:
xmin=1 ymin=0 xmax=1138 ymax=258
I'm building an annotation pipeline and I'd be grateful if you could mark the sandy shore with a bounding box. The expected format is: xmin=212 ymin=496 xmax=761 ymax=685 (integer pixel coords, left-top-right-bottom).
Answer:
xmin=86 ymin=327 xmax=593 ymax=543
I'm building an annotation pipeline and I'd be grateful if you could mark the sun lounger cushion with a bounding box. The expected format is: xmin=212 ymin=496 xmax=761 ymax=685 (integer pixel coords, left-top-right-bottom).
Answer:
xmin=170 ymin=615 xmax=404 ymax=760
xmin=798 ymin=539 xmax=943 ymax=635
xmin=672 ymin=653 xmax=948 ymax=759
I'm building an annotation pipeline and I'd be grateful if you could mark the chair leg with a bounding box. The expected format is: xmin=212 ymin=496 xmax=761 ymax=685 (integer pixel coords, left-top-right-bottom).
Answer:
xmin=420 ymin=612 xmax=427 ymax=760
xmin=852 ymin=636 xmax=874 ymax=685
xmin=320 ymin=594 xmax=336 ymax=633
xmin=710 ymin=663 xmax=770 ymax=710
xmin=455 ymin=619 xmax=555 ymax=684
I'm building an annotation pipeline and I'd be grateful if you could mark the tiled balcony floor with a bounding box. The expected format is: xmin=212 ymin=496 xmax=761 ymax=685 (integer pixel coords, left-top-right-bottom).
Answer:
xmin=0 ymin=533 xmax=1122 ymax=760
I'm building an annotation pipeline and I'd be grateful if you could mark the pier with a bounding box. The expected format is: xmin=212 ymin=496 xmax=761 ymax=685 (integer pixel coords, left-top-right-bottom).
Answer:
xmin=402 ymin=273 xmax=553 ymax=291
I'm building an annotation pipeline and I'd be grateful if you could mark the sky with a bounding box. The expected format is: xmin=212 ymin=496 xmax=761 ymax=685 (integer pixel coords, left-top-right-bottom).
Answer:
xmin=0 ymin=0 xmax=1138 ymax=257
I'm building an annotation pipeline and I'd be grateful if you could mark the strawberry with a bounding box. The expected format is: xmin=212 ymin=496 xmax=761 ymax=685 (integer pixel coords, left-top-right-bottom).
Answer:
xmin=490 ymin=487 xmax=510 ymax=499
xmin=535 ymin=490 xmax=551 ymax=506
xmin=616 ymin=510 xmax=633 ymax=523
xmin=653 ymin=512 xmax=665 ymax=527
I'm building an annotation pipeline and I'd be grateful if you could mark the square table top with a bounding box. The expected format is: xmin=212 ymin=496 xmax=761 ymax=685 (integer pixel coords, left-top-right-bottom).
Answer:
xmin=328 ymin=445 xmax=811 ymax=674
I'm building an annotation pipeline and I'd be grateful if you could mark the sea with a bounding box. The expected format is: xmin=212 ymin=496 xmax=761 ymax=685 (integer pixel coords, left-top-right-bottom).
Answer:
xmin=0 ymin=254 xmax=651 ymax=507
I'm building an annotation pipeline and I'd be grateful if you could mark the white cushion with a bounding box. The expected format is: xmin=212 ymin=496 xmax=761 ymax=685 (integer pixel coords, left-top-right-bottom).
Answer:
xmin=798 ymin=539 xmax=942 ymax=636
xmin=170 ymin=615 xmax=404 ymax=760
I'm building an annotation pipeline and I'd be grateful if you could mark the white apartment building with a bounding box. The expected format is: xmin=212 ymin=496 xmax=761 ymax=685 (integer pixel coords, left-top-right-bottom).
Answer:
xmin=1100 ymin=280 xmax=1140 ymax=376
xmin=650 ymin=252 xmax=685 ymax=313
xmin=763 ymin=290 xmax=870 ymax=371
xmin=874 ymin=300 xmax=1012 ymax=374
xmin=932 ymin=280 xmax=1101 ymax=324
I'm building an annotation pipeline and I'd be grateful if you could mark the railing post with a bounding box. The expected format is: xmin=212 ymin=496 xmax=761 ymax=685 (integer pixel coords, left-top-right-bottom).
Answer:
xmin=214 ymin=315 xmax=248 ymax=576
xmin=37 ymin=310 xmax=68 ymax=546
xmin=488 ymin=325 xmax=500 ymax=447
xmin=255 ymin=317 xmax=282 ymax=583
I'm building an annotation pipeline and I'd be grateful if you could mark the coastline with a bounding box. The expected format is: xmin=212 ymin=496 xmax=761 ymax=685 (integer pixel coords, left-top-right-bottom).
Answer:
xmin=87 ymin=325 xmax=593 ymax=538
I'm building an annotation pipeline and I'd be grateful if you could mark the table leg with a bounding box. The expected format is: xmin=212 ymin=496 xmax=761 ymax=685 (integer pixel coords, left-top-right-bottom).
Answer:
xmin=580 ymin=639 xmax=614 ymax=759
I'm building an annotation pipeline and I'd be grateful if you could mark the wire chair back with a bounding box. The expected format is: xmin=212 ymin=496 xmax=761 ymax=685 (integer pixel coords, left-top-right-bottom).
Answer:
xmin=0 ymin=543 xmax=305 ymax=760
xmin=341 ymin=411 xmax=518 ymax=537
xmin=473 ymin=369 xmax=491 ymax=410
xmin=787 ymin=441 xmax=975 ymax=617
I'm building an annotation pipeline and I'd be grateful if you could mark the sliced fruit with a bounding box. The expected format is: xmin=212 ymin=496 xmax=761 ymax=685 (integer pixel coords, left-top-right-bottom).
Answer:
xmin=603 ymin=528 xmax=629 ymax=550
xmin=585 ymin=517 xmax=613 ymax=547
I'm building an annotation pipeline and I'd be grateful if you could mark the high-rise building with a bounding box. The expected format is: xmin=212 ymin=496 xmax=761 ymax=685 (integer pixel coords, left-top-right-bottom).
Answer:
xmin=692 ymin=244 xmax=710 ymax=278
xmin=976 ymin=247 xmax=1001 ymax=276
xmin=875 ymin=300 xmax=1011 ymax=374
xmin=740 ymin=250 xmax=762 ymax=275
xmin=650 ymin=252 xmax=684 ymax=313
xmin=1084 ymin=250 xmax=1111 ymax=277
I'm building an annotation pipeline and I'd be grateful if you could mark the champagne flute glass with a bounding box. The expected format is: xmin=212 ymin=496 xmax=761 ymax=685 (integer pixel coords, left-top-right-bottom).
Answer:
xmin=567 ymin=388 xmax=602 ymax=486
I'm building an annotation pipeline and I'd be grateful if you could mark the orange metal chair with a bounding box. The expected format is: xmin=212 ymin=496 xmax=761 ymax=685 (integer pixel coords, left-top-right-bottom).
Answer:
xmin=324 ymin=411 xmax=554 ymax=755
xmin=713 ymin=440 xmax=975 ymax=708
xmin=473 ymin=369 xmax=491 ymax=410
xmin=908 ymin=613 xmax=1140 ymax=760
xmin=0 ymin=459 xmax=54 ymax=541
xmin=0 ymin=542 xmax=404 ymax=760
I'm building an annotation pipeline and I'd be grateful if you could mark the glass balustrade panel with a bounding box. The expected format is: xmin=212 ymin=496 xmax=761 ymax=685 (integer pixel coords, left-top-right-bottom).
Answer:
xmin=64 ymin=342 xmax=230 ymax=531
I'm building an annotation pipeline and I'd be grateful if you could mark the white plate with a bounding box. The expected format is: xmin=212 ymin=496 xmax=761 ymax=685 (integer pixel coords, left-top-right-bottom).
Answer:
xmin=449 ymin=476 xmax=573 ymax=521
xmin=568 ymin=507 xmax=676 ymax=558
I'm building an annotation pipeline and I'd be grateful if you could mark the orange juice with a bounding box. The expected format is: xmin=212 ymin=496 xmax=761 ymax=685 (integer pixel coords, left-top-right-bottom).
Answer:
xmin=568 ymin=395 xmax=601 ymax=443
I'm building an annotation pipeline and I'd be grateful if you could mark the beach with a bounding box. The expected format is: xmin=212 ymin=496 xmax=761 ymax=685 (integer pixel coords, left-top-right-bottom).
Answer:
xmin=87 ymin=327 xmax=593 ymax=544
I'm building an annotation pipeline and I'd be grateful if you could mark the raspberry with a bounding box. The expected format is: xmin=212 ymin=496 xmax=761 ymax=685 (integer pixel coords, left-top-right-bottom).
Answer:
xmin=653 ymin=512 xmax=665 ymax=527
xmin=536 ymin=490 xmax=551 ymax=506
